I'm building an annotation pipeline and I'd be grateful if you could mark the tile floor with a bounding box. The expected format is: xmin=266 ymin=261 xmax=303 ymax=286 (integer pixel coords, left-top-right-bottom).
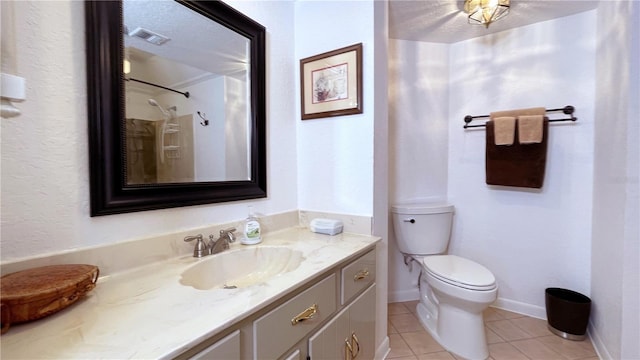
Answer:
xmin=387 ymin=301 xmax=599 ymax=360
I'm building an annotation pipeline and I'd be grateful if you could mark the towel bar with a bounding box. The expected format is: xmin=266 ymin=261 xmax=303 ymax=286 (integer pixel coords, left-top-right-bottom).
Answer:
xmin=463 ymin=105 xmax=577 ymax=129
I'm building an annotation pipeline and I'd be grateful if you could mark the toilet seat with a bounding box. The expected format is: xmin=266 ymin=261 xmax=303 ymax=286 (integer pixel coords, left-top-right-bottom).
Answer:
xmin=422 ymin=255 xmax=496 ymax=291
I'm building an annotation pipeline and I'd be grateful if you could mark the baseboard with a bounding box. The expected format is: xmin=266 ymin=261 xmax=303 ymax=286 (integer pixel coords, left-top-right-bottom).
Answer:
xmin=375 ymin=336 xmax=390 ymax=360
xmin=390 ymin=293 xmax=548 ymax=321
xmin=492 ymin=297 xmax=547 ymax=320
xmin=388 ymin=289 xmax=419 ymax=303
xmin=588 ymin=322 xmax=612 ymax=360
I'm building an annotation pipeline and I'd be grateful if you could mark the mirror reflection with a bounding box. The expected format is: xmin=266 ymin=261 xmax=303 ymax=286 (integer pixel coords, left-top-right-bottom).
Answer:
xmin=123 ymin=0 xmax=251 ymax=185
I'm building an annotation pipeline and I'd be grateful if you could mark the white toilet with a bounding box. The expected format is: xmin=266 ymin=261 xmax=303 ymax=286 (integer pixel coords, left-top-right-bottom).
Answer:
xmin=391 ymin=202 xmax=498 ymax=360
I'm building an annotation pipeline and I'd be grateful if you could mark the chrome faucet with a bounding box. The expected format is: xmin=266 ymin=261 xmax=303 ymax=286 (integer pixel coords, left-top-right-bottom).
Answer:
xmin=208 ymin=227 xmax=236 ymax=255
xmin=184 ymin=228 xmax=237 ymax=258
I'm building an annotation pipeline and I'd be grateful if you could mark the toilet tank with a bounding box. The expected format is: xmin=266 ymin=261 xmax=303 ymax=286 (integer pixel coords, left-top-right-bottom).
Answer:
xmin=391 ymin=202 xmax=455 ymax=256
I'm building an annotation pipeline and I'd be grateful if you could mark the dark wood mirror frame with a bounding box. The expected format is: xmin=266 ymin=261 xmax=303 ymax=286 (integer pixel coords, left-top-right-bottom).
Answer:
xmin=85 ymin=0 xmax=267 ymax=216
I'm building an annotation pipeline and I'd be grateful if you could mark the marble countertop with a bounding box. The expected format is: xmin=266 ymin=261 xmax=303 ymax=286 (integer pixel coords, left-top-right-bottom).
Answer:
xmin=0 ymin=227 xmax=380 ymax=359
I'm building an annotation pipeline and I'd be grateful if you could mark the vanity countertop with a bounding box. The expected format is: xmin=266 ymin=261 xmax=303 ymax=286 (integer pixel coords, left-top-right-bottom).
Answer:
xmin=0 ymin=227 xmax=380 ymax=359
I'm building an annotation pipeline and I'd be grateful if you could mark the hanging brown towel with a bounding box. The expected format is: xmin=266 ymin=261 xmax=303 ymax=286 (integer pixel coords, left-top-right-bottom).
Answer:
xmin=485 ymin=117 xmax=549 ymax=188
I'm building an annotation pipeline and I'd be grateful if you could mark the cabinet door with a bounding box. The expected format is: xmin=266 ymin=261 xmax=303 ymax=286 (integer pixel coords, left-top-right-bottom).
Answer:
xmin=190 ymin=330 xmax=240 ymax=360
xmin=308 ymin=284 xmax=376 ymax=360
xmin=348 ymin=284 xmax=376 ymax=360
xmin=308 ymin=307 xmax=350 ymax=360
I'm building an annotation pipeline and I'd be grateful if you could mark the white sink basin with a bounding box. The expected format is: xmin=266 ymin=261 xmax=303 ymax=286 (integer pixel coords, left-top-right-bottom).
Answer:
xmin=180 ymin=246 xmax=304 ymax=290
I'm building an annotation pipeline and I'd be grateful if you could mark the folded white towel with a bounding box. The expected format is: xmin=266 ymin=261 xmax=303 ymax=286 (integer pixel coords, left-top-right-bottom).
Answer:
xmin=490 ymin=107 xmax=546 ymax=119
xmin=493 ymin=116 xmax=516 ymax=145
xmin=518 ymin=115 xmax=544 ymax=144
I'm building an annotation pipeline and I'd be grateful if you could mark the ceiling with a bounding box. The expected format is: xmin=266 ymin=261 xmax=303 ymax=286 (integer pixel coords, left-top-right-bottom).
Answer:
xmin=123 ymin=1 xmax=248 ymax=77
xmin=388 ymin=0 xmax=599 ymax=43
xmin=122 ymin=0 xmax=601 ymax=89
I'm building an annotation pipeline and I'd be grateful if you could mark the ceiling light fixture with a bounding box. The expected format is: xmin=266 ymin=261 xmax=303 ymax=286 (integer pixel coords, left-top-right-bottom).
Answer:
xmin=464 ymin=0 xmax=510 ymax=28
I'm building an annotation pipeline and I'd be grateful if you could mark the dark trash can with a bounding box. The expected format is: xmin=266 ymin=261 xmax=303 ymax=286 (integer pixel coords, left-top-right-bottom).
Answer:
xmin=545 ymin=288 xmax=591 ymax=341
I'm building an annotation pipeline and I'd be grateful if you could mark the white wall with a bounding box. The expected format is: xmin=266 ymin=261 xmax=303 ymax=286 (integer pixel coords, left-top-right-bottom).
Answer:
xmin=294 ymin=1 xmax=375 ymax=217
xmin=388 ymin=39 xmax=450 ymax=301
xmin=1 ymin=1 xmax=389 ymax=355
xmin=294 ymin=1 xmax=389 ymax=357
xmin=591 ymin=1 xmax=640 ymax=359
xmin=389 ymin=40 xmax=449 ymax=204
xmin=0 ymin=0 xmax=298 ymax=261
xmin=448 ymin=11 xmax=596 ymax=316
xmin=388 ymin=12 xmax=597 ymax=316
xmin=174 ymin=74 xmax=250 ymax=182
xmin=224 ymin=76 xmax=250 ymax=181
xmin=387 ymin=4 xmax=638 ymax=358
xmin=190 ymin=76 xmax=227 ymax=181
xmin=372 ymin=1 xmax=390 ymax=357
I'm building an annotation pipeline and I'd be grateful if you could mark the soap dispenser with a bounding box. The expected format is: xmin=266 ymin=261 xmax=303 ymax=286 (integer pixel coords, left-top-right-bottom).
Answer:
xmin=241 ymin=206 xmax=262 ymax=245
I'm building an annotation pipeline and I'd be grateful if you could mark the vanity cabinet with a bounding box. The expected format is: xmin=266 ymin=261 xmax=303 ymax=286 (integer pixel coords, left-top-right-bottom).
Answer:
xmin=308 ymin=284 xmax=376 ymax=360
xmin=179 ymin=247 xmax=376 ymax=360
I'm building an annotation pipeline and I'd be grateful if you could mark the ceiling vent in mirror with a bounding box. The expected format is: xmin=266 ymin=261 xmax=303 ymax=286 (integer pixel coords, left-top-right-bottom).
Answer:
xmin=128 ymin=27 xmax=170 ymax=46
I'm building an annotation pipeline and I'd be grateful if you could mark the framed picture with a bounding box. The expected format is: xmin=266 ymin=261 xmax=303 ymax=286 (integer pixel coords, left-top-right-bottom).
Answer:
xmin=300 ymin=43 xmax=363 ymax=120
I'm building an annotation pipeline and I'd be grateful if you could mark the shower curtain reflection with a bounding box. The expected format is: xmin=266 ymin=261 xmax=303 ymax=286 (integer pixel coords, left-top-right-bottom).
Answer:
xmin=125 ymin=114 xmax=195 ymax=185
xmin=126 ymin=118 xmax=158 ymax=184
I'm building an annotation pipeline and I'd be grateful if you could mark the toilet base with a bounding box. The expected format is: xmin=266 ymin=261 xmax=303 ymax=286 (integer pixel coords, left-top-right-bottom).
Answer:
xmin=416 ymin=287 xmax=490 ymax=360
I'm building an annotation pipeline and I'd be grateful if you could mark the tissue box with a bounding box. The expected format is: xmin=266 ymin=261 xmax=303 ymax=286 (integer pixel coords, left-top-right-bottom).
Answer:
xmin=310 ymin=218 xmax=344 ymax=236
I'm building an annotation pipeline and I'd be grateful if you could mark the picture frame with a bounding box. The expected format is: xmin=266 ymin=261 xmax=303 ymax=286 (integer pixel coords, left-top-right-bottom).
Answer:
xmin=300 ymin=43 xmax=363 ymax=120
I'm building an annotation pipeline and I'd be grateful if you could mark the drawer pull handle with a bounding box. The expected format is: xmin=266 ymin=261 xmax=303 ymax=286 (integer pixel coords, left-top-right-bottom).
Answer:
xmin=291 ymin=304 xmax=318 ymax=325
xmin=344 ymin=333 xmax=360 ymax=359
xmin=353 ymin=269 xmax=369 ymax=281
xmin=345 ymin=338 xmax=353 ymax=360
xmin=351 ymin=332 xmax=360 ymax=358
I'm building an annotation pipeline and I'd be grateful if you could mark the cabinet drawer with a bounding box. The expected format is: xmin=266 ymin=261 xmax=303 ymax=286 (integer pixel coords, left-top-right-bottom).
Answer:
xmin=253 ymin=274 xmax=336 ymax=359
xmin=189 ymin=330 xmax=240 ymax=360
xmin=341 ymin=249 xmax=376 ymax=304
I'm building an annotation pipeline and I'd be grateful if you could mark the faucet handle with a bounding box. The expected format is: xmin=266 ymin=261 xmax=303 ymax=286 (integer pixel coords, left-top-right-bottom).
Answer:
xmin=221 ymin=227 xmax=236 ymax=243
xmin=184 ymin=234 xmax=203 ymax=242
xmin=184 ymin=234 xmax=207 ymax=258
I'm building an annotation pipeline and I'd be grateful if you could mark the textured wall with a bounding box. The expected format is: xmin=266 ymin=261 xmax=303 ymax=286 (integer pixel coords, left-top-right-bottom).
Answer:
xmin=293 ymin=3 xmax=388 ymax=356
xmin=0 ymin=1 xmax=298 ymax=261
xmin=388 ymin=11 xmax=597 ymax=314
xmin=294 ymin=1 xmax=376 ymax=216
xmin=591 ymin=1 xmax=640 ymax=359
xmin=1 ymin=1 xmax=88 ymax=258
xmin=448 ymin=11 xmax=596 ymax=316
xmin=388 ymin=39 xmax=450 ymax=301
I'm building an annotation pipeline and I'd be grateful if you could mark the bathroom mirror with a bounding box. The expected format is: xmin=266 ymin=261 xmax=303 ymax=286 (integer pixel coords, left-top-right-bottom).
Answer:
xmin=86 ymin=0 xmax=266 ymax=216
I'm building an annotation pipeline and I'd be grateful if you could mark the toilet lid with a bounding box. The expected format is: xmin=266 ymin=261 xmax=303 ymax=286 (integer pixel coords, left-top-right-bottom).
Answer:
xmin=422 ymin=255 xmax=496 ymax=290
xmin=391 ymin=202 xmax=454 ymax=215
